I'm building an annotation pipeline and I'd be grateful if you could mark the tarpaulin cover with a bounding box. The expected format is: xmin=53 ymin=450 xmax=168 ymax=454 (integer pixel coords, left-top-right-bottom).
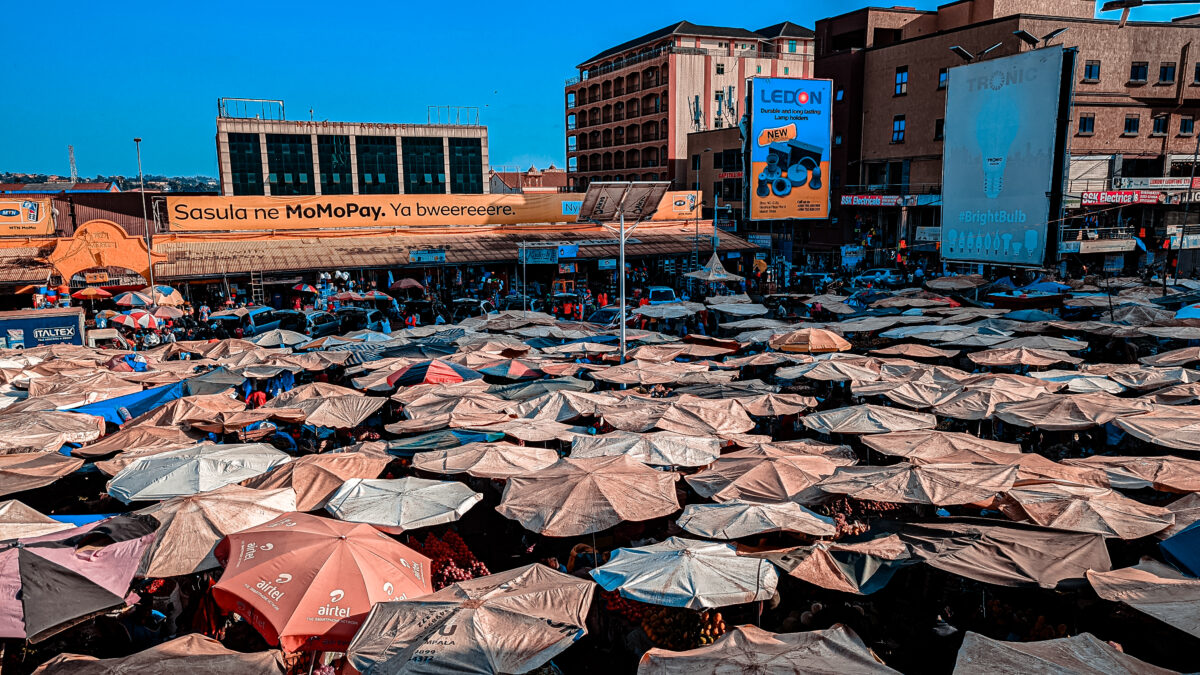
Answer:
xmin=1087 ymin=558 xmax=1200 ymax=639
xmin=952 ymin=631 xmax=1176 ymax=675
xmin=637 ymin=624 xmax=898 ymax=674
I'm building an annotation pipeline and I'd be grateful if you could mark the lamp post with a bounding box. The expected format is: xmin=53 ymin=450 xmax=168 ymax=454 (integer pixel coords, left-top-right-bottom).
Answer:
xmin=134 ymin=138 xmax=155 ymax=292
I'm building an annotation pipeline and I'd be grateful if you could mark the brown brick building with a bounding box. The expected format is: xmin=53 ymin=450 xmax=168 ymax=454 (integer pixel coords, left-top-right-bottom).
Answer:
xmin=816 ymin=0 xmax=1200 ymax=269
xmin=565 ymin=21 xmax=814 ymax=192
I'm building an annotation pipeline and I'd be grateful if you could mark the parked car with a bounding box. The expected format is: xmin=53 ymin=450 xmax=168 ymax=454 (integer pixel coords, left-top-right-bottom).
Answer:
xmin=86 ymin=328 xmax=130 ymax=350
xmin=499 ymin=295 xmax=544 ymax=313
xmin=851 ymin=268 xmax=903 ymax=288
xmin=450 ymin=298 xmax=497 ymax=323
xmin=336 ymin=307 xmax=388 ymax=333
xmin=794 ymin=272 xmax=835 ymax=294
xmin=646 ymin=286 xmax=678 ymax=305
xmin=587 ymin=304 xmax=635 ymax=327
xmin=210 ymin=305 xmax=281 ymax=337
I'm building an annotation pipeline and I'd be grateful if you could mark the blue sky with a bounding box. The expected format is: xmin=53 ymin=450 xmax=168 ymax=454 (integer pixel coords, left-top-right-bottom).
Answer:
xmin=0 ymin=1 xmax=1195 ymax=178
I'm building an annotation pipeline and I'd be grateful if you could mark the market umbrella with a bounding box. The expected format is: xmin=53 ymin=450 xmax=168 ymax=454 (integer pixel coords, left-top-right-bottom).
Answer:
xmin=862 ymin=430 xmax=1021 ymax=460
xmin=591 ymin=537 xmax=778 ymax=609
xmin=112 ymin=291 xmax=152 ymax=307
xmin=70 ymin=287 xmax=111 ymax=300
xmin=994 ymin=393 xmax=1154 ymax=431
xmin=272 ymin=395 xmax=387 ymax=430
xmin=361 ymin=290 xmax=393 ymax=301
xmin=293 ymin=283 xmax=319 ymax=293
xmin=333 ymin=291 xmax=365 ymax=301
xmin=737 ymin=393 xmax=819 ymax=416
xmin=676 ymin=500 xmax=835 ymax=539
xmin=637 ymin=624 xmax=899 ymax=675
xmin=106 ymin=443 xmax=292 ymax=503
xmin=347 ymin=563 xmax=594 ymax=675
xmin=926 ymin=275 xmax=986 ymax=291
xmin=240 ymin=451 xmax=391 ymax=511
xmin=1064 ymin=454 xmax=1200 ymax=493
xmin=0 ymin=500 xmax=72 ymax=541
xmin=151 ymin=305 xmax=185 ymax=320
xmin=0 ymin=452 xmax=85 ymax=497
xmin=1142 ymin=346 xmax=1200 ymax=367
xmin=251 ymin=328 xmax=310 ymax=347
xmin=147 ymin=287 xmax=185 ymax=306
xmin=134 ymin=484 xmax=296 ymax=577
xmin=32 ymin=633 xmax=285 ymax=674
xmin=1115 ymin=404 xmax=1200 ymax=451
xmin=818 ymin=462 xmax=1018 ymax=505
xmin=1087 ymin=559 xmax=1200 ymax=640
xmin=571 ymin=430 xmax=721 ymax=467
xmin=776 ymin=359 xmax=880 ymax=383
xmin=478 ymin=358 xmax=545 ymax=380
xmin=111 ymin=310 xmax=159 ymax=329
xmin=387 ymin=359 xmax=483 ymax=387
xmin=878 ymin=381 xmax=962 ymax=409
xmin=952 ymin=631 xmax=1175 ymax=675
xmin=495 ymin=455 xmax=680 ymax=537
xmin=212 ymin=512 xmax=433 ymax=653
xmin=997 ymin=484 xmax=1175 ymax=539
xmin=389 ymin=277 xmax=424 ymax=291
xmin=0 ymin=515 xmax=157 ymax=642
xmin=325 ymin=477 xmax=483 ymax=534
xmin=870 ymin=343 xmax=959 ymax=359
xmin=802 ymin=404 xmax=937 ymax=435
xmin=933 ymin=385 xmax=1048 ymax=420
xmin=591 ymin=360 xmax=709 ymax=386
xmin=1107 ymin=366 xmax=1200 ymax=390
xmin=684 ymin=253 xmax=743 ymax=282
xmin=411 ymin=442 xmax=559 ymax=479
xmin=968 ymin=347 xmax=1082 ymax=367
xmin=684 ymin=446 xmax=845 ymax=504
xmin=768 ymin=328 xmax=852 ymax=354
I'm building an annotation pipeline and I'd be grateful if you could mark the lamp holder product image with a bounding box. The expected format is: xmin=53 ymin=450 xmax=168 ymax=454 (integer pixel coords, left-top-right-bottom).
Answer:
xmin=762 ymin=139 xmax=825 ymax=197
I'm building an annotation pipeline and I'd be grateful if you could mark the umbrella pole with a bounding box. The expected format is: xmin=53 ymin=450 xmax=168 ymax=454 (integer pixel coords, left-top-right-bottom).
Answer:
xmin=308 ymin=652 xmax=318 ymax=675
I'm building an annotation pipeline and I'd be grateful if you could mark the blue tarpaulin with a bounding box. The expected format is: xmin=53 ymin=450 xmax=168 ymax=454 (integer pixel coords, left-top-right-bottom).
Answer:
xmin=68 ymin=381 xmax=189 ymax=426
xmin=1161 ymin=521 xmax=1200 ymax=577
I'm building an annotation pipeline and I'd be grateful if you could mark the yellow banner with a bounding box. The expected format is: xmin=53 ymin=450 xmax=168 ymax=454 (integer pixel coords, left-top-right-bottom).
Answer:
xmin=0 ymin=198 xmax=54 ymax=236
xmin=168 ymin=192 xmax=699 ymax=231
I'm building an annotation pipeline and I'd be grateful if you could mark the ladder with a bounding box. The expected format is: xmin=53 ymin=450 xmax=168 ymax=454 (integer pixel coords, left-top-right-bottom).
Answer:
xmin=249 ymin=270 xmax=265 ymax=306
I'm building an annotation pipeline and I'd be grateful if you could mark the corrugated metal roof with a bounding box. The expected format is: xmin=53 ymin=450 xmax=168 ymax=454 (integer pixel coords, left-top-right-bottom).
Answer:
xmin=0 ymin=247 xmax=53 ymax=284
xmin=154 ymin=228 xmax=757 ymax=279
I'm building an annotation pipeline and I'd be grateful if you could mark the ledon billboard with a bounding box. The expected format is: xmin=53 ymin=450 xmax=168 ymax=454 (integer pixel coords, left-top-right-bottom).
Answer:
xmin=940 ymin=47 xmax=1066 ymax=266
xmin=749 ymin=77 xmax=832 ymax=221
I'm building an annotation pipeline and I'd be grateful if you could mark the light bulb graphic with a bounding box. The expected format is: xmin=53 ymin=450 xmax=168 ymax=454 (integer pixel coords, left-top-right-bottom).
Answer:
xmin=975 ymin=83 xmax=1020 ymax=200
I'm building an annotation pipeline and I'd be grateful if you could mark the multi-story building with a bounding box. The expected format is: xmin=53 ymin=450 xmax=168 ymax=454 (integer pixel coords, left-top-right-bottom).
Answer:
xmin=215 ymin=98 xmax=489 ymax=196
xmin=817 ymin=0 xmax=1200 ymax=270
xmin=565 ymin=21 xmax=814 ymax=191
xmin=488 ymin=165 xmax=569 ymax=194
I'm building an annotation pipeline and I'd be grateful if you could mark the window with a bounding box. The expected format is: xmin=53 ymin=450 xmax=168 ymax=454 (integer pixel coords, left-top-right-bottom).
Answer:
xmin=227 ymin=132 xmax=263 ymax=196
xmin=691 ymin=154 xmax=700 ymax=171
xmin=788 ymin=39 xmax=797 ymax=53
xmin=716 ymin=63 xmax=725 ymax=75
xmin=895 ymin=66 xmax=909 ymax=95
xmin=934 ymin=118 xmax=945 ymax=141
xmin=783 ymin=67 xmax=789 ymax=75
xmin=712 ymin=151 xmax=722 ymax=169
xmin=265 ymin=134 xmax=315 ymax=196
xmin=1078 ymin=113 xmax=1095 ymax=135
xmin=317 ymin=135 xmax=353 ymax=195
xmin=892 ymin=115 xmax=906 ymax=143
xmin=1160 ymin=62 xmax=1177 ymax=83
xmin=836 ymin=88 xmax=844 ymax=101
xmin=714 ymin=117 xmax=724 ymax=128
xmin=448 ymin=138 xmax=483 ymax=194
xmin=756 ymin=65 xmax=762 ymax=74
xmin=715 ymin=91 xmax=724 ymax=104
xmin=1130 ymin=61 xmax=1149 ymax=82
xmin=1195 ymin=62 xmax=1200 ymax=83
xmin=834 ymin=134 xmax=843 ymax=146
xmin=358 ymin=136 xmax=399 ymax=194
xmin=1153 ymin=116 xmax=1169 ymax=136
xmin=1124 ymin=115 xmax=1141 ymax=135
xmin=1183 ymin=116 xmax=1195 ymax=136
xmin=938 ymin=67 xmax=948 ymax=90
xmin=401 ymin=137 xmax=445 ymax=194
xmin=1083 ymin=60 xmax=1101 ymax=81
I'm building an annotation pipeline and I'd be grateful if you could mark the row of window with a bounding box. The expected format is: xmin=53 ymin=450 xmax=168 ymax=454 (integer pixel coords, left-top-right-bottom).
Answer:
xmin=1078 ymin=113 xmax=1195 ymax=136
xmin=885 ymin=116 xmax=945 ymax=144
xmin=226 ymin=134 xmax=483 ymax=196
xmin=893 ymin=66 xmax=947 ymax=96
xmin=889 ymin=60 xmax=1193 ymax=98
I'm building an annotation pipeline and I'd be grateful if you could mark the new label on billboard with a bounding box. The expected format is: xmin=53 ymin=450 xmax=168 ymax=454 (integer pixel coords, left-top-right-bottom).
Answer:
xmin=940 ymin=47 xmax=1065 ymax=265
xmin=749 ymin=77 xmax=832 ymax=221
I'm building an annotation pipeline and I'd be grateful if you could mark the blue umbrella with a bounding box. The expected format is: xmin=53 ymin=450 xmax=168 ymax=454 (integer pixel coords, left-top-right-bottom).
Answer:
xmin=1003 ymin=309 xmax=1059 ymax=322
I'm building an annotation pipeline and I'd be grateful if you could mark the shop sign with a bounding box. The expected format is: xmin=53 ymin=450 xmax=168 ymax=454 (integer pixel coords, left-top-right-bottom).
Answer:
xmin=717 ymin=172 xmax=743 ymax=180
xmin=408 ymin=249 xmax=446 ymax=264
xmin=558 ymin=262 xmax=577 ymax=274
xmin=84 ymin=272 xmax=110 ymax=284
xmin=519 ymin=247 xmax=557 ymax=264
xmin=597 ymin=258 xmax=617 ymax=270
xmin=841 ymin=195 xmax=903 ymax=207
xmin=755 ymin=252 xmax=768 ymax=260
xmin=1112 ymin=177 xmax=1200 ymax=190
xmin=1078 ymin=239 xmax=1137 ymax=254
xmin=726 ymin=252 xmax=741 ymax=259
xmin=1081 ymin=191 xmax=1161 ymax=206
xmin=1103 ymin=254 xmax=1124 ymax=272
xmin=915 ymin=226 xmax=941 ymax=242
xmin=1059 ymin=240 xmax=1081 ymax=254
xmin=1170 ymin=233 xmax=1200 ymax=250
xmin=556 ymin=244 xmax=579 ymax=259
xmin=748 ymin=234 xmax=772 ymax=248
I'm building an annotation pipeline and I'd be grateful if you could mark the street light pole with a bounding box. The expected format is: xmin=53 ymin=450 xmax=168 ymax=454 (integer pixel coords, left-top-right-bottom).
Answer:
xmin=1175 ymin=130 xmax=1200 ymax=286
xmin=618 ymin=212 xmax=627 ymax=363
xmin=134 ymin=138 xmax=155 ymax=292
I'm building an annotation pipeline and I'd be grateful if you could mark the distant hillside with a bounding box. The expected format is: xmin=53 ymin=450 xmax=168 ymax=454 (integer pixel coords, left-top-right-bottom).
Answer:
xmin=0 ymin=172 xmax=218 ymax=193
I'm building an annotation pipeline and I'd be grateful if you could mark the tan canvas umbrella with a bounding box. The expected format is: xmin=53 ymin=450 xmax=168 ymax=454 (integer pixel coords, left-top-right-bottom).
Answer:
xmin=1063 ymin=455 xmax=1200 ymax=493
xmin=863 ymin=430 xmax=1021 ymax=460
xmin=0 ymin=410 xmax=105 ymax=453
xmin=720 ymin=352 xmax=801 ymax=368
xmin=802 ymin=404 xmax=937 ymax=435
xmin=736 ymin=393 xmax=818 ymax=416
xmin=240 ymin=451 xmax=391 ymax=511
xmin=926 ymin=274 xmax=986 ymax=291
xmin=676 ymin=500 xmax=835 ymax=539
xmin=994 ymin=393 xmax=1154 ymax=431
xmin=768 ymin=328 xmax=852 ymax=354
xmin=1142 ymin=345 xmax=1200 ymax=367
xmin=0 ymin=453 xmax=84 ymax=497
xmin=628 ymin=343 xmax=735 ymax=363
xmin=412 ymin=442 xmax=558 ymax=479
xmin=264 ymin=382 xmax=361 ymax=407
xmin=512 ymin=390 xmax=620 ymax=423
xmin=1028 ymin=370 xmax=1124 ymax=395
xmin=1107 ymin=366 xmax=1200 ymax=391
xmin=1142 ymin=381 xmax=1200 ymax=405
xmin=591 ymin=360 xmax=709 ymax=385
xmin=969 ymin=347 xmax=1082 ymax=367
xmin=1160 ymin=493 xmax=1200 ymax=539
xmin=74 ymin=425 xmax=199 ymax=459
xmin=269 ymin=395 xmax=386 ymax=429
xmin=0 ymin=500 xmax=72 ymax=541
xmin=125 ymin=393 xmax=245 ymax=429
xmin=134 ymin=484 xmax=296 ymax=577
xmin=952 ymin=631 xmax=1176 ymax=675
xmin=1141 ymin=326 xmax=1200 ymax=341
xmin=1115 ymin=405 xmax=1200 ymax=451
xmin=31 ymin=633 xmax=285 ymax=675
xmin=997 ymin=484 xmax=1174 ymax=539
xmin=880 ymin=381 xmax=962 ymax=409
xmin=744 ymin=439 xmax=858 ymax=463
xmin=685 ymin=447 xmax=845 ymax=504
xmin=870 ymin=343 xmax=959 ymax=359
xmin=637 ymin=624 xmax=899 ymax=675
xmin=957 ymin=372 xmax=1064 ymax=392
xmin=654 ymin=396 xmax=757 ymax=436
xmin=934 ymin=386 xmax=1048 ymax=420
xmin=776 ymin=359 xmax=881 ymax=383
xmin=348 ymin=564 xmax=594 ymax=675
xmin=818 ymin=463 xmax=1018 ymax=505
xmin=572 ymin=431 xmax=721 ymax=467
xmin=496 ymin=455 xmax=680 ymax=537
xmin=992 ymin=336 xmax=1089 ymax=351
xmin=748 ymin=536 xmax=913 ymax=594
xmin=1087 ymin=559 xmax=1200 ymax=640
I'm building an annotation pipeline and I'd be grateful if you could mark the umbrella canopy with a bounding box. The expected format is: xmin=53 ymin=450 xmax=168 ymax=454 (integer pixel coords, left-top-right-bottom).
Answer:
xmin=683 ymin=253 xmax=743 ymax=282
xmin=324 ymin=477 xmax=483 ymax=533
xmin=684 ymin=447 xmax=845 ymax=504
xmin=151 ymin=305 xmax=185 ymax=320
xmin=1064 ymin=455 xmax=1200 ymax=493
xmin=0 ymin=500 xmax=72 ymax=541
xmin=478 ymin=358 xmax=545 ymax=380
xmin=1087 ymin=559 xmax=1200 ymax=640
xmin=347 ymin=563 xmax=594 ymax=675
xmin=592 ymin=360 xmax=709 ymax=386
xmin=1115 ymin=405 xmax=1200 ymax=452
xmin=572 ymin=431 xmax=721 ymax=467
xmin=776 ymin=359 xmax=880 ymax=383
xmin=969 ymin=347 xmax=1082 ymax=367
xmin=637 ymin=624 xmax=899 ymax=675
xmin=240 ymin=451 xmax=391 ymax=511
xmin=995 ymin=393 xmax=1154 ymax=431
xmin=768 ymin=328 xmax=852 ymax=353
xmin=952 ymin=631 xmax=1176 ymax=675
xmin=134 ymin=484 xmax=297 ymax=577
xmin=0 ymin=452 xmax=85 ymax=497
xmin=926 ymin=274 xmax=986 ymax=291
xmin=389 ymin=277 xmax=424 ymax=290
xmin=361 ymin=290 xmax=392 ymax=301
xmin=412 ymin=442 xmax=559 ymax=479
xmin=496 ymin=455 xmax=680 ymax=537
xmin=933 ymin=385 xmax=1048 ymax=420
xmin=112 ymin=291 xmax=152 ymax=307
xmin=293 ymin=283 xmax=319 ymax=293
xmin=251 ymin=328 xmax=310 ymax=347
xmin=591 ymin=536 xmax=778 ymax=609
xmin=1141 ymin=346 xmax=1200 ymax=367
xmin=272 ymin=395 xmax=387 ymax=430
xmin=111 ymin=310 xmax=159 ymax=329
xmin=870 ymin=343 xmax=959 ymax=359
xmin=802 ymin=404 xmax=937 ymax=435
xmin=676 ymin=500 xmax=835 ymax=539
xmin=70 ymin=287 xmax=111 ymax=300
xmin=992 ymin=336 xmax=1088 ymax=351
xmin=212 ymin=512 xmax=433 ymax=652
xmin=387 ymin=359 xmax=483 ymax=387
xmin=737 ymin=393 xmax=818 ymax=417
xmin=818 ymin=463 xmax=1018 ymax=505
xmin=997 ymin=484 xmax=1174 ymax=539
xmin=106 ymin=443 xmax=292 ymax=503
xmin=31 ymin=633 xmax=285 ymax=674
xmin=862 ymin=430 xmax=1021 ymax=460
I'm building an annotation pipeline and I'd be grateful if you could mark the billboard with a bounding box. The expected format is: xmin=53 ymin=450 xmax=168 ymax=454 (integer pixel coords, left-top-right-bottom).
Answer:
xmin=0 ymin=198 xmax=55 ymax=236
xmin=748 ymin=77 xmax=832 ymax=220
xmin=940 ymin=47 xmax=1066 ymax=265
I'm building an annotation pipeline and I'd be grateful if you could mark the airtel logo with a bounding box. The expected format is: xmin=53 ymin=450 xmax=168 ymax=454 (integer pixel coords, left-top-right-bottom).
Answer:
xmin=330 ymin=589 xmax=345 ymax=603
xmin=383 ymin=582 xmax=394 ymax=596
xmin=275 ymin=574 xmax=292 ymax=584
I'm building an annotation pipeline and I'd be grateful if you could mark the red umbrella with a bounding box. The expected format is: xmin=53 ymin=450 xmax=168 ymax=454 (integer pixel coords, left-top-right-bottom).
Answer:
xmin=293 ymin=284 xmax=319 ymax=293
xmin=111 ymin=311 xmax=159 ymax=329
xmin=386 ymin=359 xmax=484 ymax=387
xmin=333 ymin=291 xmax=364 ymax=302
xmin=113 ymin=291 xmax=152 ymax=307
xmin=390 ymin=278 xmax=424 ymax=291
xmin=212 ymin=512 xmax=432 ymax=653
xmin=70 ymin=287 xmax=111 ymax=300
xmin=361 ymin=290 xmax=392 ymax=301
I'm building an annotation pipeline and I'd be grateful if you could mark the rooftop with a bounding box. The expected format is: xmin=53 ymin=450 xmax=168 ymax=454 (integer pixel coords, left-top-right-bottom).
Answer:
xmin=580 ymin=20 xmax=811 ymax=66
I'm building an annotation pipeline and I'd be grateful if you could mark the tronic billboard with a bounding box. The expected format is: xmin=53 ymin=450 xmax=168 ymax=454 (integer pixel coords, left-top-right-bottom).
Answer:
xmin=749 ymin=77 xmax=832 ymax=221
xmin=940 ymin=47 xmax=1065 ymax=265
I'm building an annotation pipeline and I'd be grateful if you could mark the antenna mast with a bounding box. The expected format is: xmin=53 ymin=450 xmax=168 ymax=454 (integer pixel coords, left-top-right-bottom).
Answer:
xmin=68 ymin=145 xmax=78 ymax=183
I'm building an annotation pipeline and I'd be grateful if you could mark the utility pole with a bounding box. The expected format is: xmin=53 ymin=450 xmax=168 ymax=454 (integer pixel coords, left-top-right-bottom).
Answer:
xmin=134 ymin=138 xmax=155 ymax=293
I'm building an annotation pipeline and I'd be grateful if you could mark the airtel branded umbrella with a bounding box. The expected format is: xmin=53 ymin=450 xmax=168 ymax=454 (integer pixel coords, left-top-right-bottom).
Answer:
xmin=591 ymin=537 xmax=778 ymax=609
xmin=572 ymin=431 xmax=721 ymax=467
xmin=112 ymin=291 xmax=152 ymax=307
xmin=111 ymin=310 xmax=159 ymax=329
xmin=106 ymin=443 xmax=292 ymax=504
xmin=212 ymin=512 xmax=433 ymax=653
xmin=676 ymin=500 xmax=835 ymax=539
xmin=637 ymin=624 xmax=899 ymax=675
xmin=496 ymin=455 xmax=680 ymax=537
xmin=818 ymin=463 xmax=1018 ymax=506
xmin=325 ymin=477 xmax=483 ymax=534
xmin=32 ymin=633 xmax=286 ymax=674
xmin=347 ymin=563 xmax=594 ymax=675
xmin=134 ymin=484 xmax=296 ymax=578
xmin=387 ymin=359 xmax=483 ymax=387
xmin=412 ymin=442 xmax=558 ymax=479
xmin=240 ymin=451 xmax=391 ymax=511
